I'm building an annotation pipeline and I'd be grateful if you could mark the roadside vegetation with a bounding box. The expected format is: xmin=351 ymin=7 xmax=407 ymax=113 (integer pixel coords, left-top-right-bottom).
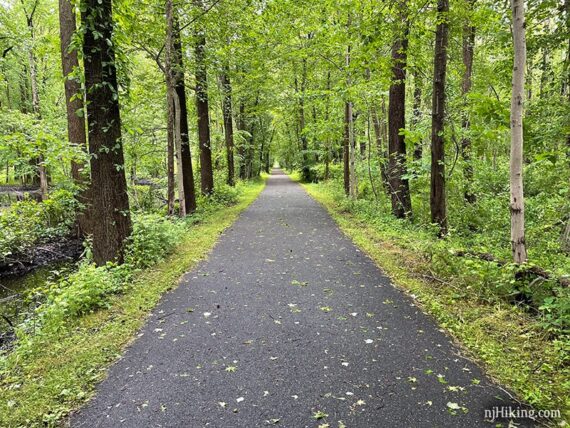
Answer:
xmin=0 ymin=178 xmax=265 ymax=427
xmin=296 ymin=169 xmax=569 ymax=418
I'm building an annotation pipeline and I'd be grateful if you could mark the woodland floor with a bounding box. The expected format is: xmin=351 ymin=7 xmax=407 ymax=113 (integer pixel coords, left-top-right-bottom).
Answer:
xmin=71 ymin=170 xmax=529 ymax=427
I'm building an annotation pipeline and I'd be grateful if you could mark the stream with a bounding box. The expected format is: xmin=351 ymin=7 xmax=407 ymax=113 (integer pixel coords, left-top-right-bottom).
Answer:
xmin=0 ymin=263 xmax=71 ymax=350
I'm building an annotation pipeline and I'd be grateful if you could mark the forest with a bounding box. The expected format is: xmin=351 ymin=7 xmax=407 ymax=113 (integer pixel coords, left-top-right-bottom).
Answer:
xmin=0 ymin=0 xmax=569 ymax=426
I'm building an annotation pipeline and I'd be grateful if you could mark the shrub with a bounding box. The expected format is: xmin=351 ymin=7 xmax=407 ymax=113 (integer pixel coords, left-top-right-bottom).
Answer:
xmin=125 ymin=214 xmax=186 ymax=269
xmin=36 ymin=263 xmax=121 ymax=330
xmin=0 ymin=189 xmax=77 ymax=262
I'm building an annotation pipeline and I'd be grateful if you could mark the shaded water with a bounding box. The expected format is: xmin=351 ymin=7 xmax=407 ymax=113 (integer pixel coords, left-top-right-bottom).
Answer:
xmin=0 ymin=264 xmax=70 ymax=349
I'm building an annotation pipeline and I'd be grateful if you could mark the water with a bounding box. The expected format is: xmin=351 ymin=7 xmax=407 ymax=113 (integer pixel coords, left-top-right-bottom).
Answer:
xmin=0 ymin=264 xmax=70 ymax=349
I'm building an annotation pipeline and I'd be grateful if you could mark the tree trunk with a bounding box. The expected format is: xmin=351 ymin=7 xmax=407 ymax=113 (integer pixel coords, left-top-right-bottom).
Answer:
xmin=370 ymin=105 xmax=389 ymax=193
xmin=166 ymin=92 xmax=175 ymax=216
xmin=388 ymin=1 xmax=412 ymax=218
xmin=509 ymin=0 xmax=528 ymax=263
xmin=430 ymin=0 xmax=449 ymax=236
xmin=194 ymin=1 xmax=214 ymax=195
xmin=237 ymin=101 xmax=247 ymax=179
xmin=22 ymin=1 xmax=48 ymax=199
xmin=343 ymin=101 xmax=350 ymax=196
xmin=461 ymin=0 xmax=476 ymax=204
xmin=297 ymin=59 xmax=310 ymax=181
xmin=220 ymin=66 xmax=235 ymax=186
xmin=81 ymin=0 xmax=131 ymax=265
xmin=412 ymin=72 xmax=423 ymax=160
xmin=173 ymin=18 xmax=197 ymax=213
xmin=59 ymin=0 xmax=90 ymax=235
xmin=348 ymin=100 xmax=357 ymax=199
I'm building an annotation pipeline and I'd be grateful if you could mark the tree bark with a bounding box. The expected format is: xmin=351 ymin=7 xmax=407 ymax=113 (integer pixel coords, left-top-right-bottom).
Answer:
xmin=237 ymin=101 xmax=247 ymax=179
xmin=412 ymin=72 xmax=422 ymax=160
xmin=461 ymin=0 xmax=476 ymax=204
xmin=220 ymin=66 xmax=235 ymax=186
xmin=430 ymin=0 xmax=449 ymax=236
xmin=509 ymin=0 xmax=528 ymax=263
xmin=388 ymin=0 xmax=412 ymax=218
xmin=298 ymin=58 xmax=310 ymax=181
xmin=173 ymin=18 xmax=197 ymax=213
xmin=59 ymin=0 xmax=91 ymax=235
xmin=194 ymin=1 xmax=214 ymax=195
xmin=166 ymin=92 xmax=175 ymax=216
xmin=21 ymin=0 xmax=48 ymax=199
xmin=81 ymin=0 xmax=132 ymax=265
xmin=343 ymin=101 xmax=350 ymax=196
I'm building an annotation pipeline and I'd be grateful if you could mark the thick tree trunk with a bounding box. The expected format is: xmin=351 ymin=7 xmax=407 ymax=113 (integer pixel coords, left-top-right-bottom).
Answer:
xmin=220 ymin=67 xmax=235 ymax=186
xmin=165 ymin=0 xmax=193 ymax=216
xmin=59 ymin=0 xmax=91 ymax=235
xmin=461 ymin=0 xmax=476 ymax=204
xmin=174 ymin=19 xmax=197 ymax=212
xmin=388 ymin=1 xmax=412 ymax=218
xmin=430 ymin=0 xmax=449 ymax=236
xmin=194 ymin=2 xmax=214 ymax=195
xmin=166 ymin=93 xmax=175 ymax=215
xmin=509 ymin=0 xmax=528 ymax=263
xmin=172 ymin=89 xmax=186 ymax=216
xmin=81 ymin=0 xmax=131 ymax=265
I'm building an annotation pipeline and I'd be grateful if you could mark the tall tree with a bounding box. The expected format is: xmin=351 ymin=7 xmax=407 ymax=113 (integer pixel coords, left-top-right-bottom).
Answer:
xmin=461 ymin=0 xmax=476 ymax=204
xmin=165 ymin=0 xmax=186 ymax=216
xmin=387 ymin=0 xmax=412 ymax=218
xmin=194 ymin=0 xmax=214 ymax=195
xmin=430 ymin=0 xmax=450 ymax=236
xmin=58 ymin=0 xmax=90 ymax=234
xmin=81 ymin=0 xmax=131 ymax=264
xmin=412 ymin=71 xmax=422 ymax=160
xmin=173 ymin=18 xmax=197 ymax=212
xmin=509 ymin=0 xmax=528 ymax=263
xmin=21 ymin=0 xmax=48 ymax=199
xmin=343 ymin=100 xmax=350 ymax=196
xmin=220 ymin=65 xmax=235 ymax=186
xmin=297 ymin=57 xmax=310 ymax=182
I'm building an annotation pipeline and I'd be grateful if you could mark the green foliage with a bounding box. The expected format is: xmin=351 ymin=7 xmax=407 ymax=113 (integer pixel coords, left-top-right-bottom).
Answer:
xmin=125 ymin=214 xmax=186 ymax=269
xmin=0 ymin=189 xmax=77 ymax=261
xmin=309 ymin=173 xmax=570 ymax=337
xmin=36 ymin=263 xmax=123 ymax=330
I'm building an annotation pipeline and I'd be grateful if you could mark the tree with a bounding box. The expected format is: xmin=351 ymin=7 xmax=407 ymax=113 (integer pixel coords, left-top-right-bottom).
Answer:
xmin=174 ymin=17 xmax=197 ymax=213
xmin=461 ymin=0 xmax=476 ymax=204
xmin=387 ymin=0 xmax=412 ymax=218
xmin=58 ymin=0 xmax=90 ymax=235
xmin=430 ymin=0 xmax=450 ymax=236
xmin=21 ymin=0 xmax=48 ymax=199
xmin=165 ymin=0 xmax=186 ymax=216
xmin=194 ymin=0 xmax=214 ymax=195
xmin=81 ymin=0 xmax=131 ymax=264
xmin=509 ymin=0 xmax=528 ymax=263
xmin=220 ymin=65 xmax=235 ymax=186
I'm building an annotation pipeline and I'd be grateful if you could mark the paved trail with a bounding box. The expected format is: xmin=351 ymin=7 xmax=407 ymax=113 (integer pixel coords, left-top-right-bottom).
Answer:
xmin=73 ymin=170 xmax=527 ymax=427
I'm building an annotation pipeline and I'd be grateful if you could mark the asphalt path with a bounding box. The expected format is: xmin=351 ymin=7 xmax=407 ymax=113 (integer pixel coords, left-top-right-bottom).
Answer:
xmin=72 ymin=170 xmax=531 ymax=427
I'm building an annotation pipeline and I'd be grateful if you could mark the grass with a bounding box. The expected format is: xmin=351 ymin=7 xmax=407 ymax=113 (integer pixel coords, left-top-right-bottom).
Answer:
xmin=299 ymin=178 xmax=570 ymax=423
xmin=0 ymin=178 xmax=265 ymax=428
